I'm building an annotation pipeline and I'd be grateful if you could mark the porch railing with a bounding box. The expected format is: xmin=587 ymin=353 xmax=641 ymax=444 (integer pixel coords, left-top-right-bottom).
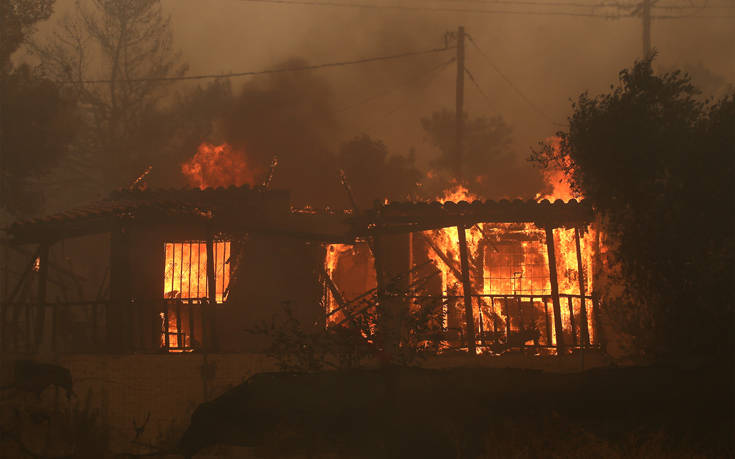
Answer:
xmin=0 ymin=299 xmax=216 ymax=354
xmin=373 ymin=292 xmax=600 ymax=352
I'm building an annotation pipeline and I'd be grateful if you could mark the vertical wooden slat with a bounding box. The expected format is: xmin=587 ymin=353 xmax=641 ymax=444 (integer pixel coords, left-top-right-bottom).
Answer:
xmin=2 ymin=243 xmax=7 ymax=349
xmin=206 ymin=235 xmax=217 ymax=351
xmin=544 ymin=297 xmax=552 ymax=346
xmin=199 ymin=243 xmax=205 ymax=349
xmin=179 ymin=243 xmax=184 ymax=298
xmin=186 ymin=243 xmax=193 ymax=348
xmin=51 ymin=301 xmax=57 ymax=351
xmin=475 ymin=239 xmax=485 ymax=346
xmin=92 ymin=302 xmax=98 ymax=348
xmin=187 ymin=242 xmax=192 ymax=299
xmin=574 ymin=227 xmax=590 ymax=347
xmin=568 ymin=296 xmax=577 ymax=346
xmin=517 ymin=297 xmax=524 ymax=349
xmin=456 ymin=225 xmax=476 ymax=354
xmin=25 ymin=297 xmax=31 ymax=352
xmin=545 ymin=226 xmax=565 ymax=354
xmin=162 ymin=304 xmax=170 ymax=350
xmin=505 ymin=298 xmax=511 ymax=350
xmin=592 ymin=295 xmax=604 ymax=347
xmin=0 ymin=297 xmax=5 ymax=352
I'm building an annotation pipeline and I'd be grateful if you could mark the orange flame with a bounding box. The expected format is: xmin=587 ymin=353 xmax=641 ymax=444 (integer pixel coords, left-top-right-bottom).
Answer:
xmin=162 ymin=241 xmax=231 ymax=350
xmin=535 ymin=136 xmax=578 ymax=202
xmin=322 ymin=154 xmax=599 ymax=352
xmin=181 ymin=142 xmax=258 ymax=190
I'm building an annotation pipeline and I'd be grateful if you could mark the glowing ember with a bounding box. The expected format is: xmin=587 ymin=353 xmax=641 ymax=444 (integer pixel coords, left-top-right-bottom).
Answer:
xmin=181 ymin=142 xmax=258 ymax=190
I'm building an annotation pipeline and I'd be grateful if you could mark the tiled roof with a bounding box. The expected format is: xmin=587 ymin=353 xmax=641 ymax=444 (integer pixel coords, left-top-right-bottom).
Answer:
xmin=5 ymin=185 xmax=290 ymax=243
xmin=355 ymin=198 xmax=594 ymax=232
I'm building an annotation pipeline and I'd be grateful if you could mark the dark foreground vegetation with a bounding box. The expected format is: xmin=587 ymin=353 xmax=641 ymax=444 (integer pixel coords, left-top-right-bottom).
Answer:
xmin=533 ymin=58 xmax=735 ymax=361
xmin=181 ymin=365 xmax=733 ymax=458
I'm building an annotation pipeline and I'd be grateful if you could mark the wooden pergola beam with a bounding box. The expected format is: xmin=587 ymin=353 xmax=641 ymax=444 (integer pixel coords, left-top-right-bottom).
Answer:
xmin=544 ymin=227 xmax=565 ymax=354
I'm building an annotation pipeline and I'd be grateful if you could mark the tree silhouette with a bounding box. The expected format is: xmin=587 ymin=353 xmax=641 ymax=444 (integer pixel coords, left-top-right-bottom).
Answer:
xmin=1 ymin=0 xmax=78 ymax=217
xmin=31 ymin=0 xmax=187 ymax=189
xmin=532 ymin=58 xmax=735 ymax=361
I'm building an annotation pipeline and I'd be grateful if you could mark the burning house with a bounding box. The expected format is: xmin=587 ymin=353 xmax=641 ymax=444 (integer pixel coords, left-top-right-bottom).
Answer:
xmin=1 ymin=182 xmax=600 ymax=356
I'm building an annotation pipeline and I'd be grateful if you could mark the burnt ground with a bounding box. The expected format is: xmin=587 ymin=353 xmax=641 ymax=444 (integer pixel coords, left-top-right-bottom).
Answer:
xmin=180 ymin=363 xmax=734 ymax=458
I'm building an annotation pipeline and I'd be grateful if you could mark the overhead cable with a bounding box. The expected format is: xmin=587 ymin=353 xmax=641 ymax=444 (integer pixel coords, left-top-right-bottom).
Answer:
xmin=65 ymin=46 xmax=454 ymax=84
xmin=337 ymin=56 xmax=456 ymax=113
xmin=238 ymin=0 xmax=626 ymax=18
xmin=466 ymin=35 xmax=565 ymax=126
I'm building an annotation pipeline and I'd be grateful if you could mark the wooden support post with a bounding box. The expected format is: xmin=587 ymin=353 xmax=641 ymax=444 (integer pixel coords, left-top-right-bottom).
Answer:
xmin=5 ymin=246 xmax=41 ymax=303
xmin=321 ymin=266 xmax=356 ymax=326
xmin=456 ymin=225 xmax=476 ymax=354
xmin=372 ymin=233 xmax=389 ymax=356
xmin=34 ymin=243 xmax=50 ymax=350
xmin=574 ymin=227 xmax=590 ymax=347
xmin=163 ymin=305 xmax=170 ymax=350
xmin=544 ymin=226 xmax=565 ymax=354
xmin=0 ymin=295 xmax=4 ymax=352
xmin=504 ymin=298 xmax=511 ymax=350
xmin=110 ymin=228 xmax=131 ymax=352
xmin=206 ymin=236 xmax=217 ymax=351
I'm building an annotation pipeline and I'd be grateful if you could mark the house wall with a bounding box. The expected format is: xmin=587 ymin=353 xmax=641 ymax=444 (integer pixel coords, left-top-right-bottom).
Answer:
xmin=224 ymin=235 xmax=324 ymax=352
xmin=106 ymin=225 xmax=324 ymax=353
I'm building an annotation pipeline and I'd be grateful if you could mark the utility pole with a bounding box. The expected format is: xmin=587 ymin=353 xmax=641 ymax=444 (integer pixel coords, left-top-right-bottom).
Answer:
xmin=455 ymin=26 xmax=465 ymax=182
xmin=641 ymin=0 xmax=652 ymax=58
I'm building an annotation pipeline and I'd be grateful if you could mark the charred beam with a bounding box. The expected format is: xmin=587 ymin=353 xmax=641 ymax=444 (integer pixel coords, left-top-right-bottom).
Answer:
xmin=457 ymin=225 xmax=476 ymax=355
xmin=321 ymin=265 xmax=356 ymax=326
xmin=418 ymin=232 xmax=501 ymax=329
xmin=417 ymin=232 xmax=463 ymax=281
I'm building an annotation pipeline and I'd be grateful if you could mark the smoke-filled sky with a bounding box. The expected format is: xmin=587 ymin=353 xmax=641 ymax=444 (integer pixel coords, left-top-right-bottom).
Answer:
xmin=31 ymin=0 xmax=735 ymax=200
xmin=164 ymin=0 xmax=734 ymax=151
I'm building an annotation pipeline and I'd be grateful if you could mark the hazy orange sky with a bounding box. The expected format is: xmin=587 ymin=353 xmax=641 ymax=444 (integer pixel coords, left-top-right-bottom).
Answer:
xmin=32 ymin=0 xmax=735 ymax=176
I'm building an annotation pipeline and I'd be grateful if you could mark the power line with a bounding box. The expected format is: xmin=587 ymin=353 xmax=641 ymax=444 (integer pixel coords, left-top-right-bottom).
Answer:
xmin=403 ymin=0 xmax=622 ymax=8
xmin=238 ymin=0 xmax=626 ymax=18
xmin=464 ymin=66 xmax=493 ymax=110
xmin=65 ymin=46 xmax=454 ymax=84
xmin=430 ymin=0 xmax=735 ymax=7
xmin=653 ymin=13 xmax=735 ymax=16
xmin=466 ymin=35 xmax=564 ymax=126
xmin=336 ymin=57 xmax=456 ymax=113
xmin=362 ymin=59 xmax=456 ymax=132
xmin=238 ymin=0 xmax=735 ymax=19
